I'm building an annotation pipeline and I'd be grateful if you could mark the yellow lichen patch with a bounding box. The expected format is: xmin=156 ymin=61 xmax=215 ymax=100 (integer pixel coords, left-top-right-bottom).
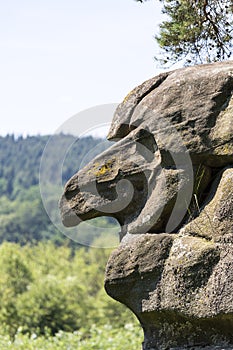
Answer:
xmin=213 ymin=142 xmax=233 ymax=156
xmin=123 ymin=90 xmax=134 ymax=103
xmin=94 ymin=159 xmax=116 ymax=178
xmin=87 ymin=162 xmax=100 ymax=175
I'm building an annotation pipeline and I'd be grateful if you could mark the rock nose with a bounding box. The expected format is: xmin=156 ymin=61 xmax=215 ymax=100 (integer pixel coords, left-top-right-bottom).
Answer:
xmin=59 ymin=193 xmax=82 ymax=227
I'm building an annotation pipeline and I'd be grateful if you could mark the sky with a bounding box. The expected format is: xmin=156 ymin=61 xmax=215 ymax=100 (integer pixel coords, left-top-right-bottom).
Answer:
xmin=0 ymin=0 xmax=165 ymax=137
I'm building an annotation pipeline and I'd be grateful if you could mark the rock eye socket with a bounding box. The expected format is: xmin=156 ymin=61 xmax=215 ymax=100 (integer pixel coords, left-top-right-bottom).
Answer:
xmin=134 ymin=128 xmax=158 ymax=161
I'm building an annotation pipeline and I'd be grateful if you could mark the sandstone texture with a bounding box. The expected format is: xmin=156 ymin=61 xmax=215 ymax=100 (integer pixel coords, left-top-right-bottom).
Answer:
xmin=60 ymin=61 xmax=233 ymax=349
xmin=108 ymin=61 xmax=233 ymax=167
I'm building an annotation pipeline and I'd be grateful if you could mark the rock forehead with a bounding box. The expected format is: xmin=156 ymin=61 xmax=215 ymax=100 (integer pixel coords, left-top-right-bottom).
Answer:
xmin=107 ymin=71 xmax=170 ymax=140
xmin=108 ymin=61 xmax=233 ymax=167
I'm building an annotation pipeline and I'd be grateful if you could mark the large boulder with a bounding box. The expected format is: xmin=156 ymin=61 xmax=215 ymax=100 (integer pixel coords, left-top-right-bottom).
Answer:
xmin=60 ymin=61 xmax=233 ymax=349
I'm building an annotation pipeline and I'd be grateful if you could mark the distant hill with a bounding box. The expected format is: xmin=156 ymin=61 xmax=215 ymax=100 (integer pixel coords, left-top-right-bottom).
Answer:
xmin=0 ymin=134 xmax=113 ymax=245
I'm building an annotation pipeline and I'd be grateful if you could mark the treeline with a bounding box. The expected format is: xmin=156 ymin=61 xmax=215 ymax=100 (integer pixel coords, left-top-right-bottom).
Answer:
xmin=0 ymin=134 xmax=108 ymax=199
xmin=0 ymin=134 xmax=113 ymax=245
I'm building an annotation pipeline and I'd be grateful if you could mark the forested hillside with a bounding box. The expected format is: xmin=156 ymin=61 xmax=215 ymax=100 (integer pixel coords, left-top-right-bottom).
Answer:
xmin=0 ymin=134 xmax=113 ymax=245
xmin=0 ymin=134 xmax=142 ymax=348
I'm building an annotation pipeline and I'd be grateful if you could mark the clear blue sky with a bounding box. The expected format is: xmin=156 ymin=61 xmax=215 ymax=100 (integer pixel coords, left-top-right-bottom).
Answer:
xmin=0 ymin=0 xmax=164 ymax=137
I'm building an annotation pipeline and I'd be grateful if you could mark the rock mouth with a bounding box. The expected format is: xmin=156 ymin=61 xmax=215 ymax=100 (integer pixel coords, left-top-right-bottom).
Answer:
xmin=59 ymin=171 xmax=149 ymax=232
xmin=59 ymin=128 xmax=160 ymax=234
xmin=59 ymin=192 xmax=98 ymax=228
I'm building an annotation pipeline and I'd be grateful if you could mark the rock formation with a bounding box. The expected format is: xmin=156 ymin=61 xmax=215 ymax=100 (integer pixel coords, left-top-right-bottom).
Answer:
xmin=60 ymin=61 xmax=233 ymax=349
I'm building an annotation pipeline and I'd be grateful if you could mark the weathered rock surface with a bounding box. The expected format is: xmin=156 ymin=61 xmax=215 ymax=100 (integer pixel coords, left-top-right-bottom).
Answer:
xmin=108 ymin=61 xmax=233 ymax=167
xmin=105 ymin=169 xmax=233 ymax=349
xmin=60 ymin=61 xmax=233 ymax=349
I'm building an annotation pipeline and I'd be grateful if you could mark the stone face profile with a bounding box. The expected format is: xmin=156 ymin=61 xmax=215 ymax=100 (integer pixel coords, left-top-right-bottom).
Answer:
xmin=60 ymin=61 xmax=233 ymax=349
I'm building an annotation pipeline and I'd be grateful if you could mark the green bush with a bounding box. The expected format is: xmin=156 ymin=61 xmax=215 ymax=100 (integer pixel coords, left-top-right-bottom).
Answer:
xmin=0 ymin=323 xmax=142 ymax=349
xmin=0 ymin=242 xmax=139 ymax=341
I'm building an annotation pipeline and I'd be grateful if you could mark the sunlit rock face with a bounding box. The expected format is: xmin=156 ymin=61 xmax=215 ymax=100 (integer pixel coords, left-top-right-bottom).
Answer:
xmin=60 ymin=61 xmax=233 ymax=349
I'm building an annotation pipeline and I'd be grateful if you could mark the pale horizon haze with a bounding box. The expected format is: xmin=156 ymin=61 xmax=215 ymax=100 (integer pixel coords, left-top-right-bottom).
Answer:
xmin=1 ymin=0 xmax=165 ymax=137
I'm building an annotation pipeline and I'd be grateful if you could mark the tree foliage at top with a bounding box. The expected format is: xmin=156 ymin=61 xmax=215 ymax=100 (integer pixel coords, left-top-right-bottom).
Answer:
xmin=136 ymin=0 xmax=233 ymax=65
